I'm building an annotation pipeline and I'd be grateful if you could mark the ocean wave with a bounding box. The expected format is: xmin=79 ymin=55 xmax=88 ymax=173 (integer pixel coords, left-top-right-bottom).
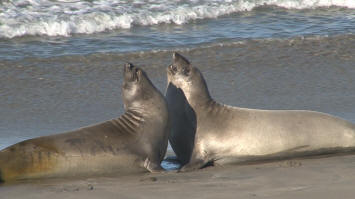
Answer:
xmin=0 ymin=0 xmax=354 ymax=38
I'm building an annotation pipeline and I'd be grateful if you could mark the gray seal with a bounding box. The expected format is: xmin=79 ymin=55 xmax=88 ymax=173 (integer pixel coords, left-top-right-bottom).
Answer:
xmin=166 ymin=55 xmax=196 ymax=165
xmin=167 ymin=52 xmax=355 ymax=171
xmin=0 ymin=63 xmax=170 ymax=182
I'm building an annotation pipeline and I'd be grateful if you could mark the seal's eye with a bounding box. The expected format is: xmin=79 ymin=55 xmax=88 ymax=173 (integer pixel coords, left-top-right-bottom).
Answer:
xmin=182 ymin=67 xmax=190 ymax=75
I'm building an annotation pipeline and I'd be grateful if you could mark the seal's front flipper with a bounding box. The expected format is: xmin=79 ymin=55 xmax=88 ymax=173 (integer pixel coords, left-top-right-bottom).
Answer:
xmin=179 ymin=159 xmax=210 ymax=172
xmin=144 ymin=158 xmax=165 ymax=173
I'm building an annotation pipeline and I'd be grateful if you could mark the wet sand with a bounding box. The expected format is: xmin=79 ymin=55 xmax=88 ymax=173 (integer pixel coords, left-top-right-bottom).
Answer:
xmin=1 ymin=35 xmax=355 ymax=197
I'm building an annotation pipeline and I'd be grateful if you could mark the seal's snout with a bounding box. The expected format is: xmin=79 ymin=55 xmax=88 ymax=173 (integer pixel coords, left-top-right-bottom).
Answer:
xmin=172 ymin=52 xmax=178 ymax=60
xmin=173 ymin=52 xmax=190 ymax=65
xmin=125 ymin=62 xmax=135 ymax=72
xmin=124 ymin=63 xmax=139 ymax=82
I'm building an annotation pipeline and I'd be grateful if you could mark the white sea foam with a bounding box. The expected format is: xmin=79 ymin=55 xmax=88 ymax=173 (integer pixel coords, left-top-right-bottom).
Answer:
xmin=0 ymin=0 xmax=354 ymax=38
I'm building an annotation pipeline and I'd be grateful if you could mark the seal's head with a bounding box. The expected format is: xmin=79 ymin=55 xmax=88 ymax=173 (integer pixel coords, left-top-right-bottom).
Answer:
xmin=167 ymin=52 xmax=211 ymax=103
xmin=122 ymin=63 xmax=160 ymax=110
xmin=167 ymin=52 xmax=192 ymax=88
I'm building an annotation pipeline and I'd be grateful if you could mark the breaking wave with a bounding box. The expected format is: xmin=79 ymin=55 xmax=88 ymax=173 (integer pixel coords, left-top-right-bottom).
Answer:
xmin=0 ymin=0 xmax=354 ymax=38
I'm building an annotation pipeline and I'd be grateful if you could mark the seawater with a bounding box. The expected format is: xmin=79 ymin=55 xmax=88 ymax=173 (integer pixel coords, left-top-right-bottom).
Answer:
xmin=0 ymin=0 xmax=355 ymax=60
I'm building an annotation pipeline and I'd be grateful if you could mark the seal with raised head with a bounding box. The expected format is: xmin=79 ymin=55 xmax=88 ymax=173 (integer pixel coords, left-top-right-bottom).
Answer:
xmin=0 ymin=63 xmax=170 ymax=182
xmin=166 ymin=56 xmax=196 ymax=165
xmin=167 ymin=52 xmax=355 ymax=171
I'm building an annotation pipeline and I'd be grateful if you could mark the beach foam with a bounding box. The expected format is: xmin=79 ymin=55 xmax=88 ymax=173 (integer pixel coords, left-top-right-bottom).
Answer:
xmin=1 ymin=0 xmax=354 ymax=38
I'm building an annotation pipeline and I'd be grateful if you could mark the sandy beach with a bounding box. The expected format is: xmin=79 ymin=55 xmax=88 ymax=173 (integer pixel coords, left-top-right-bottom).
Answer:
xmin=2 ymin=153 xmax=355 ymax=199
xmin=1 ymin=0 xmax=355 ymax=198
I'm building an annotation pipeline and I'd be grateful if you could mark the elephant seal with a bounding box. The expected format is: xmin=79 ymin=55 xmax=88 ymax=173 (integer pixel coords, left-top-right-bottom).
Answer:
xmin=0 ymin=63 xmax=170 ymax=182
xmin=166 ymin=59 xmax=196 ymax=165
xmin=167 ymin=52 xmax=355 ymax=171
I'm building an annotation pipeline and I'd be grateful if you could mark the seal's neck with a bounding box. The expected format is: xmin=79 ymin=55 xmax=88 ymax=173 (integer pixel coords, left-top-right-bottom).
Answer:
xmin=126 ymin=91 xmax=168 ymax=120
xmin=183 ymin=75 xmax=213 ymax=110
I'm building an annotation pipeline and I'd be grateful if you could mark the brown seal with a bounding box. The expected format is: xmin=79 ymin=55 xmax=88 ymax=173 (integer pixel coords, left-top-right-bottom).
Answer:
xmin=0 ymin=63 xmax=170 ymax=182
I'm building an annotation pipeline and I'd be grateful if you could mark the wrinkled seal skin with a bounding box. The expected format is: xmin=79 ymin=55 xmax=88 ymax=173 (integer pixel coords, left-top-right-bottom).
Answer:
xmin=167 ymin=52 xmax=355 ymax=171
xmin=0 ymin=63 xmax=170 ymax=182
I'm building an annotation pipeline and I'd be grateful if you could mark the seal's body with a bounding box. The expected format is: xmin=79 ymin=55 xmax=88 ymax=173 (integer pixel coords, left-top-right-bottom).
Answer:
xmin=0 ymin=64 xmax=170 ymax=182
xmin=166 ymin=78 xmax=196 ymax=165
xmin=167 ymin=52 xmax=355 ymax=171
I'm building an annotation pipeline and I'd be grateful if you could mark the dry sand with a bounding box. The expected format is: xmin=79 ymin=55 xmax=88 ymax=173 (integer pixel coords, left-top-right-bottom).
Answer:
xmin=2 ymin=154 xmax=355 ymax=199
